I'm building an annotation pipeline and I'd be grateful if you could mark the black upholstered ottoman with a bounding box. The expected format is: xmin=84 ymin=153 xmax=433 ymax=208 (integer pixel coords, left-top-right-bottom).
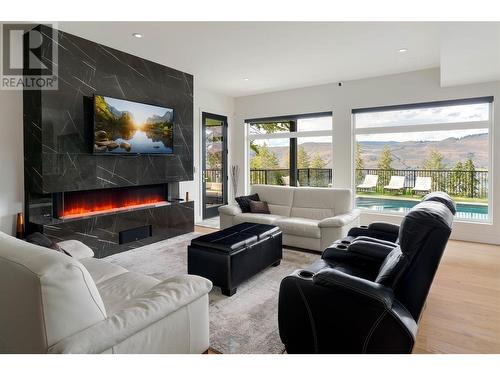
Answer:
xmin=188 ymin=222 xmax=282 ymax=296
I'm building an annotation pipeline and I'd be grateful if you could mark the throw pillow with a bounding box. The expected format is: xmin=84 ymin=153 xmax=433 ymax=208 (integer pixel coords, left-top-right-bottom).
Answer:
xmin=26 ymin=232 xmax=71 ymax=256
xmin=235 ymin=193 xmax=260 ymax=213
xmin=249 ymin=200 xmax=271 ymax=214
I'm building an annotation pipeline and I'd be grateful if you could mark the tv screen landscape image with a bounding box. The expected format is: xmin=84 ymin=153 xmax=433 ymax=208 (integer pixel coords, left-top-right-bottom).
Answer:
xmin=94 ymin=95 xmax=174 ymax=154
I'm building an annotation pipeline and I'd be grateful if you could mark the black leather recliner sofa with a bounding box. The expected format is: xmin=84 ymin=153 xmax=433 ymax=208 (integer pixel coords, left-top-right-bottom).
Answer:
xmin=278 ymin=192 xmax=456 ymax=353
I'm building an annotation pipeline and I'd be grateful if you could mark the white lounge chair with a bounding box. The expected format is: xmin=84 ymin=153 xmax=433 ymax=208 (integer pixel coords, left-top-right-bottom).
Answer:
xmin=384 ymin=176 xmax=405 ymax=194
xmin=412 ymin=176 xmax=432 ymax=195
xmin=357 ymin=174 xmax=379 ymax=191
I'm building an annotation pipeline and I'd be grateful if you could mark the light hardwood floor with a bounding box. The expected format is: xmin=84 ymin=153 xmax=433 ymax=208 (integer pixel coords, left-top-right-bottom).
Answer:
xmin=413 ymin=239 xmax=500 ymax=353
xmin=195 ymin=225 xmax=219 ymax=234
xmin=194 ymin=226 xmax=500 ymax=354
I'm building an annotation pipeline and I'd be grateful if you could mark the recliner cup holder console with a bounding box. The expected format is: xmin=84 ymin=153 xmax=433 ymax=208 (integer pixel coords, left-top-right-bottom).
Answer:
xmin=298 ymin=270 xmax=314 ymax=279
xmin=336 ymin=244 xmax=348 ymax=250
xmin=340 ymin=240 xmax=351 ymax=245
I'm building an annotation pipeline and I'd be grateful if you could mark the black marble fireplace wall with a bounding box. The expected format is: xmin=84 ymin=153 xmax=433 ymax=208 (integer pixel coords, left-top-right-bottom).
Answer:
xmin=24 ymin=25 xmax=194 ymax=195
xmin=23 ymin=25 xmax=195 ymax=255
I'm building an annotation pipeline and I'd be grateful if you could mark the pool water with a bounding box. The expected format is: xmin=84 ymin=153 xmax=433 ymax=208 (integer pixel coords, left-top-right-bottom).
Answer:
xmin=356 ymin=197 xmax=488 ymax=221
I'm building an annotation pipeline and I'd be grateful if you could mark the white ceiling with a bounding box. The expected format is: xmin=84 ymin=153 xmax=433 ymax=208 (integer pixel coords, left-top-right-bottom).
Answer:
xmin=58 ymin=22 xmax=499 ymax=97
xmin=440 ymin=22 xmax=500 ymax=87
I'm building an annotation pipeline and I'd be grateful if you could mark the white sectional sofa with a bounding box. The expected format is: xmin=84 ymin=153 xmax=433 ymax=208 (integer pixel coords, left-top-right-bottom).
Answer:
xmin=0 ymin=232 xmax=212 ymax=354
xmin=218 ymin=185 xmax=360 ymax=252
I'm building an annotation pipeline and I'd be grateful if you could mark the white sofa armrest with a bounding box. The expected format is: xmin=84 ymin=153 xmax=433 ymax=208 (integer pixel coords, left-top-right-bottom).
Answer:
xmin=48 ymin=275 xmax=212 ymax=354
xmin=218 ymin=204 xmax=242 ymax=216
xmin=57 ymin=239 xmax=95 ymax=259
xmin=318 ymin=209 xmax=361 ymax=228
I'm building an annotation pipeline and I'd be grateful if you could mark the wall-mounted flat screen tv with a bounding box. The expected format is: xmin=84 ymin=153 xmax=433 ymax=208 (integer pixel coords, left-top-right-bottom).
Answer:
xmin=93 ymin=95 xmax=174 ymax=154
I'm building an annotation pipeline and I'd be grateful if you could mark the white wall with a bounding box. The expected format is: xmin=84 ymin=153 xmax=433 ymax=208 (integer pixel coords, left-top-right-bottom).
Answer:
xmin=181 ymin=81 xmax=235 ymax=223
xmin=0 ymin=89 xmax=24 ymax=235
xmin=234 ymin=68 xmax=500 ymax=244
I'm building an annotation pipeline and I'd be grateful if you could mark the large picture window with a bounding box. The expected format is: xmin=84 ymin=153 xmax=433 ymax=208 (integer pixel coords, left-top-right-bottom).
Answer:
xmin=247 ymin=113 xmax=333 ymax=188
xmin=353 ymin=97 xmax=493 ymax=222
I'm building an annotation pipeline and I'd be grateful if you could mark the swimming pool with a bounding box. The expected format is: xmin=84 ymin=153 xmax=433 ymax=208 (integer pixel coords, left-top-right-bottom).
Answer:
xmin=356 ymin=196 xmax=488 ymax=221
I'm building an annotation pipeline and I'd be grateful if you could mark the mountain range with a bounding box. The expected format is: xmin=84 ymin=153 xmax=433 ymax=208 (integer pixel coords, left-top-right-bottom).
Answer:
xmin=106 ymin=101 xmax=174 ymax=125
xmin=108 ymin=104 xmax=125 ymax=118
xmin=259 ymin=133 xmax=488 ymax=169
xmin=145 ymin=110 xmax=174 ymax=124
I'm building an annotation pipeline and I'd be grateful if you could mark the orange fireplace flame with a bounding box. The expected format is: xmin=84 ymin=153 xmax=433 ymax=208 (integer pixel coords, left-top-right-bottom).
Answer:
xmin=61 ymin=194 xmax=166 ymax=219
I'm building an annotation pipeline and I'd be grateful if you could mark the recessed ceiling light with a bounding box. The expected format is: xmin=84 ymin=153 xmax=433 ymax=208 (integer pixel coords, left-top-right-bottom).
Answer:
xmin=132 ymin=33 xmax=143 ymax=38
xmin=243 ymin=78 xmax=249 ymax=81
xmin=398 ymin=48 xmax=408 ymax=53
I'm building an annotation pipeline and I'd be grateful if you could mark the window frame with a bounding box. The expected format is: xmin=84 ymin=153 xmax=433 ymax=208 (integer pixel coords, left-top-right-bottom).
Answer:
xmin=352 ymin=97 xmax=494 ymax=224
xmin=246 ymin=112 xmax=333 ymax=189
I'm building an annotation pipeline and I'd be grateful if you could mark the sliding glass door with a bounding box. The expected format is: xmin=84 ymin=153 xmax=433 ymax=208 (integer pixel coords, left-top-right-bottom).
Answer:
xmin=202 ymin=112 xmax=228 ymax=219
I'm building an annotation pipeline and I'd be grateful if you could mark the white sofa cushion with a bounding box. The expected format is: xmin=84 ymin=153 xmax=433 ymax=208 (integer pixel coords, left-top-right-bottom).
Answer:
xmin=233 ymin=213 xmax=285 ymax=225
xmin=331 ymin=188 xmax=354 ymax=214
xmin=48 ymin=275 xmax=212 ymax=354
xmin=250 ymin=185 xmax=294 ymax=216
xmin=291 ymin=206 xmax=335 ymax=221
xmin=0 ymin=232 xmax=107 ymax=352
xmin=318 ymin=209 xmax=362 ymax=228
xmin=80 ymin=257 xmax=128 ymax=285
xmin=292 ymin=187 xmax=353 ymax=219
xmin=218 ymin=204 xmax=242 ymax=216
xmin=283 ymin=234 xmax=321 ymax=251
xmin=289 ymin=187 xmax=332 ymax=220
xmin=0 ymin=232 xmax=213 ymax=354
xmin=276 ymin=217 xmax=321 ymax=239
xmin=96 ymin=272 xmax=160 ymax=315
xmin=58 ymin=239 xmax=95 ymax=259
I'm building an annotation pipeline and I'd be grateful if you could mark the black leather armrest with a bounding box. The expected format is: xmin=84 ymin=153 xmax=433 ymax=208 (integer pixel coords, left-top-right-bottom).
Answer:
xmin=348 ymin=222 xmax=400 ymax=243
xmin=321 ymin=247 xmax=356 ymax=262
xmin=313 ymin=268 xmax=394 ymax=307
xmin=347 ymin=240 xmax=396 ymax=260
xmin=368 ymin=222 xmax=400 ymax=234
xmin=321 ymin=246 xmax=382 ymax=279
xmin=353 ymin=236 xmax=398 ymax=247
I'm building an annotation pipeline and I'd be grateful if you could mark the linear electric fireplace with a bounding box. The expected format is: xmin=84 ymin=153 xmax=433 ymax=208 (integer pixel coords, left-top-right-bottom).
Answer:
xmin=53 ymin=184 xmax=169 ymax=219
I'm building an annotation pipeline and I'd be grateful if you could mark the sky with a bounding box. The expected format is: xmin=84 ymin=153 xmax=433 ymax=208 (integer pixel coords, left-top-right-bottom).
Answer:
xmin=355 ymin=103 xmax=489 ymax=128
xmin=250 ymin=103 xmax=489 ymax=145
xmin=297 ymin=116 xmax=332 ymax=131
xmin=355 ymin=102 xmax=489 ymax=142
xmin=104 ymin=96 xmax=172 ymax=124
xmin=356 ymin=128 xmax=488 ymax=143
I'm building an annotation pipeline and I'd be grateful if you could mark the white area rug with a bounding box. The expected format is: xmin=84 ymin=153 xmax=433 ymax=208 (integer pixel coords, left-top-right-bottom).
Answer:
xmin=105 ymin=232 xmax=318 ymax=354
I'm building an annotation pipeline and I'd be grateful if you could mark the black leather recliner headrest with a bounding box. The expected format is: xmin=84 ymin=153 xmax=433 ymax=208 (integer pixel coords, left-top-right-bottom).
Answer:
xmin=421 ymin=191 xmax=457 ymax=215
xmin=398 ymin=201 xmax=453 ymax=259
